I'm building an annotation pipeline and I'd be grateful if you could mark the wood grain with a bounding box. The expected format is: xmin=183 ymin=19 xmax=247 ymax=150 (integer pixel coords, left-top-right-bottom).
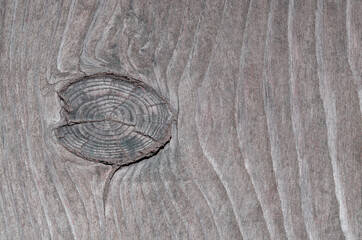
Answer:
xmin=0 ymin=0 xmax=360 ymax=239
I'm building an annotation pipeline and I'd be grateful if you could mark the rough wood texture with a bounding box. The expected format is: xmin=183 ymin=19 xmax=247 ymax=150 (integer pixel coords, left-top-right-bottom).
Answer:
xmin=0 ymin=0 xmax=361 ymax=239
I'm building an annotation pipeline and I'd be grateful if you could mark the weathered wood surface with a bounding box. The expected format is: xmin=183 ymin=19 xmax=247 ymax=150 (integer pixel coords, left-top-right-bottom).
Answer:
xmin=0 ymin=0 xmax=361 ymax=239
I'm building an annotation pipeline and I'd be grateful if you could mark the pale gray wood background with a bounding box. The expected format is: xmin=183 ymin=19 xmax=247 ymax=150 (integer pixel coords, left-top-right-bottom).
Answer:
xmin=0 ymin=0 xmax=361 ymax=239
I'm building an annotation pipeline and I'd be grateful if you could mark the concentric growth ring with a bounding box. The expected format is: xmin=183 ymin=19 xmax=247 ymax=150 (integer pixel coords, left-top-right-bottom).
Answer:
xmin=55 ymin=73 xmax=175 ymax=166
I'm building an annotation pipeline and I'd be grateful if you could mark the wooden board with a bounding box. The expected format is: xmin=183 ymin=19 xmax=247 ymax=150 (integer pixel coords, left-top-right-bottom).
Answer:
xmin=0 ymin=0 xmax=360 ymax=239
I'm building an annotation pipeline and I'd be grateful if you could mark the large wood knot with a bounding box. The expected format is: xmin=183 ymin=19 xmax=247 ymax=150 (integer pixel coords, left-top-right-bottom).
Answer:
xmin=55 ymin=73 xmax=175 ymax=166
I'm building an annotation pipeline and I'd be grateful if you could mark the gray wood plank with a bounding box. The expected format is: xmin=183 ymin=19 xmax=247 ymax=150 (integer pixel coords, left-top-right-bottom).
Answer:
xmin=0 ymin=0 xmax=360 ymax=239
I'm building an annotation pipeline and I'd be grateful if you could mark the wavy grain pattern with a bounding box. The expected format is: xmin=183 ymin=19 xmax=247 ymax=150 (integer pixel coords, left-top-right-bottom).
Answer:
xmin=0 ymin=0 xmax=360 ymax=239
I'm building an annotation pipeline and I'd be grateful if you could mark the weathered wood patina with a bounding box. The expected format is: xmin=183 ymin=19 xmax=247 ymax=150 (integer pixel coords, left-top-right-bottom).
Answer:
xmin=0 ymin=0 xmax=360 ymax=239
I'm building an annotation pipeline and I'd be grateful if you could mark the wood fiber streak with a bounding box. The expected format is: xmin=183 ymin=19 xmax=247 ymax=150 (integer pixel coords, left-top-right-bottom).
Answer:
xmin=0 ymin=0 xmax=360 ymax=239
